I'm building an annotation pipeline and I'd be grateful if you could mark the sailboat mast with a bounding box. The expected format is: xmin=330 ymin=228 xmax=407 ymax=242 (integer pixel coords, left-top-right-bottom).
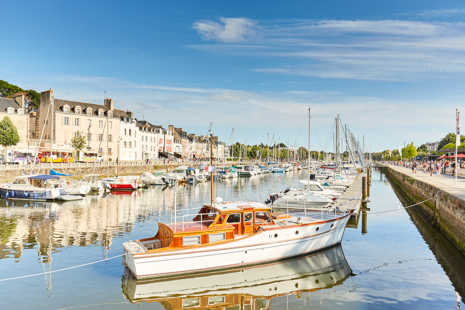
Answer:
xmin=308 ymin=108 xmax=311 ymax=168
xmin=50 ymin=96 xmax=54 ymax=171
xmin=210 ymin=133 xmax=214 ymax=206
xmin=232 ymin=128 xmax=234 ymax=160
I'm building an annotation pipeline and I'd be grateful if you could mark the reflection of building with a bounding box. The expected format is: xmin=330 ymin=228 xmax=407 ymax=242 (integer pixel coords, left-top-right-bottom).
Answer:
xmin=0 ymin=94 xmax=29 ymax=148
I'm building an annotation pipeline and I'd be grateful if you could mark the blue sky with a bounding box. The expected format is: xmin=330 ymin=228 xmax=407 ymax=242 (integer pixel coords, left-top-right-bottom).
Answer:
xmin=2 ymin=0 xmax=465 ymax=152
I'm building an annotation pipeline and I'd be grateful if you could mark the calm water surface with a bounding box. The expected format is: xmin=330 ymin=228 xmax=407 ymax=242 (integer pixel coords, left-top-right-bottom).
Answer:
xmin=0 ymin=169 xmax=464 ymax=309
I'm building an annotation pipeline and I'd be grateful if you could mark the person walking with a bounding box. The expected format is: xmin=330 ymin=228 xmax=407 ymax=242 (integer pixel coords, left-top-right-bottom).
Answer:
xmin=436 ymin=162 xmax=441 ymax=177
xmin=430 ymin=162 xmax=434 ymax=176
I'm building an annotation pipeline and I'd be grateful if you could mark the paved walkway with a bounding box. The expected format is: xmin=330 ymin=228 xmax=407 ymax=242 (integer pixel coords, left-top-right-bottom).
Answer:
xmin=384 ymin=164 xmax=465 ymax=200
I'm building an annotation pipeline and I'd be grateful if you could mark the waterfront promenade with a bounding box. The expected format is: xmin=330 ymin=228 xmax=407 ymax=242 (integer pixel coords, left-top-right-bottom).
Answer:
xmin=384 ymin=164 xmax=465 ymax=199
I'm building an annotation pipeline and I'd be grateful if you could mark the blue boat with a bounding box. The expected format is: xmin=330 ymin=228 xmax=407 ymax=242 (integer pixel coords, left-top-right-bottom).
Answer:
xmin=0 ymin=174 xmax=63 ymax=201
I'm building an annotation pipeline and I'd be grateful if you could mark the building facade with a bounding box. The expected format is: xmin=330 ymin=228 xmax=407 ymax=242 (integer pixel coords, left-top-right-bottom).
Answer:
xmin=0 ymin=94 xmax=29 ymax=148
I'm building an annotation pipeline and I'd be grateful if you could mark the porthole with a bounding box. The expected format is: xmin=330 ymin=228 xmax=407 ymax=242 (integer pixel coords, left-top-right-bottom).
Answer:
xmin=295 ymin=283 xmax=298 ymax=288
xmin=330 ymin=224 xmax=334 ymax=228
xmin=315 ymin=279 xmax=319 ymax=284
xmin=274 ymin=287 xmax=277 ymax=291
xmin=269 ymin=235 xmax=272 ymax=238
xmin=316 ymin=227 xmax=320 ymax=232
xmin=245 ymin=251 xmax=247 ymax=254
xmin=295 ymin=230 xmax=299 ymax=235
xmin=274 ymin=234 xmax=278 ymax=238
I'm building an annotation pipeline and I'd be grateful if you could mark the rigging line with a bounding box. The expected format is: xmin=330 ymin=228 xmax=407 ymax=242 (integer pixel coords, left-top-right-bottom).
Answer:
xmin=367 ymin=192 xmax=439 ymax=215
xmin=0 ymin=253 xmax=127 ymax=282
xmin=294 ymin=113 xmax=309 ymax=143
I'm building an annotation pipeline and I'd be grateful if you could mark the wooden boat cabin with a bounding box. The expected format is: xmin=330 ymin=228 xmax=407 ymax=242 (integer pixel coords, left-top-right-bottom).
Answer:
xmin=137 ymin=202 xmax=288 ymax=251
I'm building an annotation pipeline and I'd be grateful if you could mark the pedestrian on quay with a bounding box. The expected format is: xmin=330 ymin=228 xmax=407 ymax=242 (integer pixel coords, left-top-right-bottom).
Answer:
xmin=430 ymin=162 xmax=434 ymax=176
xmin=436 ymin=162 xmax=441 ymax=177
xmin=411 ymin=162 xmax=415 ymax=173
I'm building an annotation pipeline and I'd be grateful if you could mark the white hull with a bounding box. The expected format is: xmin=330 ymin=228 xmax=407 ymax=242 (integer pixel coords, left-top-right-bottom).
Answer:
xmin=122 ymin=245 xmax=351 ymax=302
xmin=123 ymin=214 xmax=350 ymax=280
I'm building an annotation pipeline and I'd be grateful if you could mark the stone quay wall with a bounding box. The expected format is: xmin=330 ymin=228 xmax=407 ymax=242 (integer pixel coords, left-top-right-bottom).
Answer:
xmin=384 ymin=166 xmax=465 ymax=255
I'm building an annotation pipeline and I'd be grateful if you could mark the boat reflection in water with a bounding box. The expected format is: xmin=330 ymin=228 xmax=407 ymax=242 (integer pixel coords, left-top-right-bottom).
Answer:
xmin=122 ymin=245 xmax=351 ymax=307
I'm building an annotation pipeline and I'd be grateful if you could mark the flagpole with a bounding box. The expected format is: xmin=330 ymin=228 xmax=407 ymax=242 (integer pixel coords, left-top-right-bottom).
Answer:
xmin=456 ymin=109 xmax=459 ymax=185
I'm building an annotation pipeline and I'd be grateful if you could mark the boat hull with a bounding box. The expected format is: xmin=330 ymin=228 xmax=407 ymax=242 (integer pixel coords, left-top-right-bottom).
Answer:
xmin=123 ymin=214 xmax=350 ymax=280
xmin=109 ymin=183 xmax=138 ymax=190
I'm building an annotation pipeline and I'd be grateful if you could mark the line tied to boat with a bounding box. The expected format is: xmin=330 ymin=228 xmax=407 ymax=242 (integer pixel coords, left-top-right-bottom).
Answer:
xmin=0 ymin=192 xmax=439 ymax=283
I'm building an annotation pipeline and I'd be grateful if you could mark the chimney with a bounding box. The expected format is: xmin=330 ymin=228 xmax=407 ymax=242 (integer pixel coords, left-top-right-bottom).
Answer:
xmin=14 ymin=93 xmax=25 ymax=109
xmin=40 ymin=89 xmax=54 ymax=109
xmin=104 ymin=98 xmax=114 ymax=111
xmin=127 ymin=110 xmax=133 ymax=119
xmin=168 ymin=125 xmax=174 ymax=133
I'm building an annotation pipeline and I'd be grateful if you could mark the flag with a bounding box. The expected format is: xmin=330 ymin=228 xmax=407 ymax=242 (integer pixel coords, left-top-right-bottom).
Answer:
xmin=205 ymin=165 xmax=216 ymax=172
xmin=398 ymin=147 xmax=402 ymax=158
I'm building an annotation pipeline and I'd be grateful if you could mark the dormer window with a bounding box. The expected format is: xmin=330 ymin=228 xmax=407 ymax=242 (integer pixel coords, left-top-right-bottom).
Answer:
xmin=75 ymin=106 xmax=81 ymax=114
xmin=64 ymin=106 xmax=69 ymax=113
xmin=87 ymin=108 xmax=92 ymax=115
xmin=17 ymin=109 xmax=23 ymax=115
xmin=7 ymin=108 xmax=13 ymax=114
xmin=107 ymin=111 xmax=112 ymax=117
xmin=98 ymin=109 xmax=104 ymax=116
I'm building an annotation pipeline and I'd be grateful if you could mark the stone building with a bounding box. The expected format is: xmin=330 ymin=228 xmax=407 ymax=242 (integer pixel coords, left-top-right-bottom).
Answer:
xmin=34 ymin=89 xmax=121 ymax=161
xmin=0 ymin=94 xmax=29 ymax=148
xmin=169 ymin=125 xmax=190 ymax=158
xmin=118 ymin=110 xmax=138 ymax=161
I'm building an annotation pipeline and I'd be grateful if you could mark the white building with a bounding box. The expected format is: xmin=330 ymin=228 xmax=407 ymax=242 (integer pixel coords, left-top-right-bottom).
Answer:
xmin=137 ymin=120 xmax=159 ymax=160
xmin=118 ymin=110 xmax=138 ymax=161
xmin=0 ymin=95 xmax=29 ymax=148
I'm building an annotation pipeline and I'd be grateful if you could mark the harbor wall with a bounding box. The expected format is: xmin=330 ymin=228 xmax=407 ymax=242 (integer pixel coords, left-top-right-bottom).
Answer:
xmin=383 ymin=166 xmax=465 ymax=256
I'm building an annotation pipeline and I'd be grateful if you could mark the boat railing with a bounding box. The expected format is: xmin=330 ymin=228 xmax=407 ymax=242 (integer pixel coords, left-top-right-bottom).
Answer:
xmin=170 ymin=210 xmax=216 ymax=232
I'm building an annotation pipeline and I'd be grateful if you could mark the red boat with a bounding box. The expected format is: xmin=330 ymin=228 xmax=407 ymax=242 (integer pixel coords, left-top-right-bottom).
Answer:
xmin=101 ymin=177 xmax=139 ymax=191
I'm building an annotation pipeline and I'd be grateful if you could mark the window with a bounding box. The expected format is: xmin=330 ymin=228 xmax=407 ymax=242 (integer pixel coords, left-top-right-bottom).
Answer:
xmin=109 ymin=121 xmax=112 ymax=129
xmin=124 ymin=141 xmax=127 ymax=148
xmin=108 ymin=148 xmax=112 ymax=155
xmin=87 ymin=119 xmax=91 ymax=127
xmin=98 ymin=120 xmax=102 ymax=128
xmin=17 ymin=109 xmax=23 ymax=115
xmin=209 ymin=233 xmax=226 ymax=243
xmin=99 ymin=111 xmax=103 ymax=116
xmin=64 ymin=107 xmax=69 ymax=113
xmin=255 ymin=212 xmax=272 ymax=224
xmin=108 ymin=134 xmax=112 ymax=142
xmin=159 ymin=138 xmax=162 ymax=143
xmin=129 ymin=129 xmax=131 ymax=136
xmin=7 ymin=108 xmax=13 ymax=114
xmin=134 ymin=141 xmax=136 ymax=148
xmin=124 ymin=129 xmax=127 ymax=135
xmin=64 ymin=117 xmax=69 ymax=125
xmin=146 ymin=136 xmax=148 ymax=142
xmin=182 ymin=298 xmax=200 ymax=309
xmin=208 ymin=297 xmax=225 ymax=305
xmin=87 ymin=109 xmax=91 ymax=115
xmin=98 ymin=148 xmax=102 ymax=154
xmin=244 ymin=212 xmax=253 ymax=222
xmin=134 ymin=131 xmax=136 ymax=137
xmin=129 ymin=141 xmax=132 ymax=148
xmin=108 ymin=111 xmax=112 ymax=117
xmin=183 ymin=235 xmax=200 ymax=246
xmin=99 ymin=134 xmax=103 ymax=142
xmin=87 ymin=133 xmax=91 ymax=141
xmin=226 ymin=213 xmax=241 ymax=224
xmin=76 ymin=108 xmax=81 ymax=114
xmin=75 ymin=132 xmax=79 ymax=137
xmin=75 ymin=118 xmax=79 ymax=126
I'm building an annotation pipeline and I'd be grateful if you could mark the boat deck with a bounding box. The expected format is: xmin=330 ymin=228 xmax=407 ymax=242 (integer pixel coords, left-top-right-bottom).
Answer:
xmin=335 ymin=171 xmax=364 ymax=214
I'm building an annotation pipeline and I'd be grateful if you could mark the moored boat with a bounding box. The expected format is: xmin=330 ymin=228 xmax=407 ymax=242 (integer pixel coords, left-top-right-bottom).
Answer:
xmin=122 ymin=200 xmax=351 ymax=280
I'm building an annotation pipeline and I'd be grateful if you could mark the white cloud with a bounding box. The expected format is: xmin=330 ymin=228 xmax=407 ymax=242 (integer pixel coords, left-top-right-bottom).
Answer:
xmin=416 ymin=8 xmax=465 ymax=18
xmin=193 ymin=17 xmax=257 ymax=43
xmin=191 ymin=19 xmax=465 ymax=81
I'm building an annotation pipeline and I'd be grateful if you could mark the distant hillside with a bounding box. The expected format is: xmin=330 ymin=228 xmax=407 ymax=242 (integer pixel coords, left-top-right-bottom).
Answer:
xmin=0 ymin=80 xmax=40 ymax=111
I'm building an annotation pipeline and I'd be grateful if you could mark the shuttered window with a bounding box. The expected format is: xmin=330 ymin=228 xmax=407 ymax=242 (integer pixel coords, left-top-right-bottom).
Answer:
xmin=209 ymin=233 xmax=225 ymax=243
xmin=183 ymin=235 xmax=200 ymax=246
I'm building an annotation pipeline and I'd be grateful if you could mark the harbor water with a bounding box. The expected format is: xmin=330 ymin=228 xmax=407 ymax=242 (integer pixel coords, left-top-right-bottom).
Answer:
xmin=0 ymin=168 xmax=464 ymax=309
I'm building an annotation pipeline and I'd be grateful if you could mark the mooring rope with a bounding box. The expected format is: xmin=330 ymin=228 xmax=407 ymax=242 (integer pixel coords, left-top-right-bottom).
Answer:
xmin=0 ymin=253 xmax=128 ymax=282
xmin=367 ymin=192 xmax=439 ymax=215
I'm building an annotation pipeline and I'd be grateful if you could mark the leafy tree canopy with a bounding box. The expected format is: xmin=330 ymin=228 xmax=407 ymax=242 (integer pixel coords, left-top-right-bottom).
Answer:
xmin=437 ymin=133 xmax=465 ymax=150
xmin=403 ymin=142 xmax=418 ymax=159
xmin=0 ymin=116 xmax=20 ymax=148
xmin=0 ymin=80 xmax=40 ymax=112
xmin=71 ymin=131 xmax=87 ymax=152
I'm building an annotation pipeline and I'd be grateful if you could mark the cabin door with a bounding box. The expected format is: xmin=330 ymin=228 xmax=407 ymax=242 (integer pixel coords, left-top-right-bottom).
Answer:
xmin=242 ymin=212 xmax=253 ymax=235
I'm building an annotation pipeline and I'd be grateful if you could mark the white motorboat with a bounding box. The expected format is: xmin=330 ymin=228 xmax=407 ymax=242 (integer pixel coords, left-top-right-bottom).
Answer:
xmin=0 ymin=174 xmax=62 ymax=200
xmin=141 ymin=172 xmax=166 ymax=186
xmin=269 ymin=189 xmax=333 ymax=209
xmin=49 ymin=178 xmax=91 ymax=196
xmin=122 ymin=245 xmax=351 ymax=304
xmin=165 ymin=166 xmax=189 ymax=181
xmin=122 ymin=200 xmax=350 ymax=280
xmin=81 ymin=174 xmax=105 ymax=192
xmin=299 ymin=180 xmax=344 ymax=199
xmin=187 ymin=168 xmax=207 ymax=184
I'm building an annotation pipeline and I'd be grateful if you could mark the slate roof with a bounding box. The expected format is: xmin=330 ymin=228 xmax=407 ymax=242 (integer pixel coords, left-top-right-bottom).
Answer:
xmin=54 ymin=99 xmax=131 ymax=118
xmin=0 ymin=98 xmax=22 ymax=113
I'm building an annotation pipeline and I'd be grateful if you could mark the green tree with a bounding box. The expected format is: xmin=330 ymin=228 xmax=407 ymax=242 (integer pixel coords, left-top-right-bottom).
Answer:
xmin=437 ymin=133 xmax=465 ymax=150
xmin=403 ymin=142 xmax=418 ymax=159
xmin=442 ymin=142 xmax=465 ymax=150
xmin=0 ymin=116 xmax=20 ymax=149
xmin=0 ymin=80 xmax=40 ymax=112
xmin=417 ymin=144 xmax=428 ymax=152
xmin=71 ymin=131 xmax=86 ymax=157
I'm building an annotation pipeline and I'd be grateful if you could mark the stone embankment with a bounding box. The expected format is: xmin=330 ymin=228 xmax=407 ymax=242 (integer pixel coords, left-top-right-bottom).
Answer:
xmin=381 ymin=163 xmax=465 ymax=255
xmin=0 ymin=160 xmax=246 ymax=181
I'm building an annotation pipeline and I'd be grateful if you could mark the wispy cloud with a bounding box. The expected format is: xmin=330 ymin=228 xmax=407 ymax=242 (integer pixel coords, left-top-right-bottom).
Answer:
xmin=415 ymin=8 xmax=465 ymax=18
xmin=193 ymin=17 xmax=257 ymax=43
xmin=192 ymin=18 xmax=465 ymax=81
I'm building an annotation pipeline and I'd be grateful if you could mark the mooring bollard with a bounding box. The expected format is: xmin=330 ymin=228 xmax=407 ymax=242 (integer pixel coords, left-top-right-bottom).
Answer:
xmin=362 ymin=176 xmax=367 ymax=200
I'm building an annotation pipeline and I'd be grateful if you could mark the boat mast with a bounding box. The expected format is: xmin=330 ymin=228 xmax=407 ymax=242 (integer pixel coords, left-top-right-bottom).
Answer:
xmin=232 ymin=128 xmax=234 ymax=161
xmin=308 ymin=107 xmax=311 ymax=169
xmin=50 ymin=96 xmax=54 ymax=171
xmin=210 ymin=133 xmax=214 ymax=206
xmin=267 ymin=133 xmax=269 ymax=163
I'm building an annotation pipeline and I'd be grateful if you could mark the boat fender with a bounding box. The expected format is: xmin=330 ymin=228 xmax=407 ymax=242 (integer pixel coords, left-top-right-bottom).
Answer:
xmin=11 ymin=190 xmax=14 ymax=197
xmin=5 ymin=192 xmax=9 ymax=199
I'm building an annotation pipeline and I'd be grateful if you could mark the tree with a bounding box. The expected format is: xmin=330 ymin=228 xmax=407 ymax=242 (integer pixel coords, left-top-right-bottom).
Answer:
xmin=437 ymin=133 xmax=465 ymax=150
xmin=417 ymin=144 xmax=428 ymax=152
xmin=0 ymin=116 xmax=20 ymax=149
xmin=403 ymin=142 xmax=418 ymax=159
xmin=71 ymin=131 xmax=86 ymax=156
xmin=442 ymin=142 xmax=465 ymax=150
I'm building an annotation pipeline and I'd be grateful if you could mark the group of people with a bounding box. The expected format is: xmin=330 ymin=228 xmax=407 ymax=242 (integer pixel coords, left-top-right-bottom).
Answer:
xmin=387 ymin=159 xmax=463 ymax=177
